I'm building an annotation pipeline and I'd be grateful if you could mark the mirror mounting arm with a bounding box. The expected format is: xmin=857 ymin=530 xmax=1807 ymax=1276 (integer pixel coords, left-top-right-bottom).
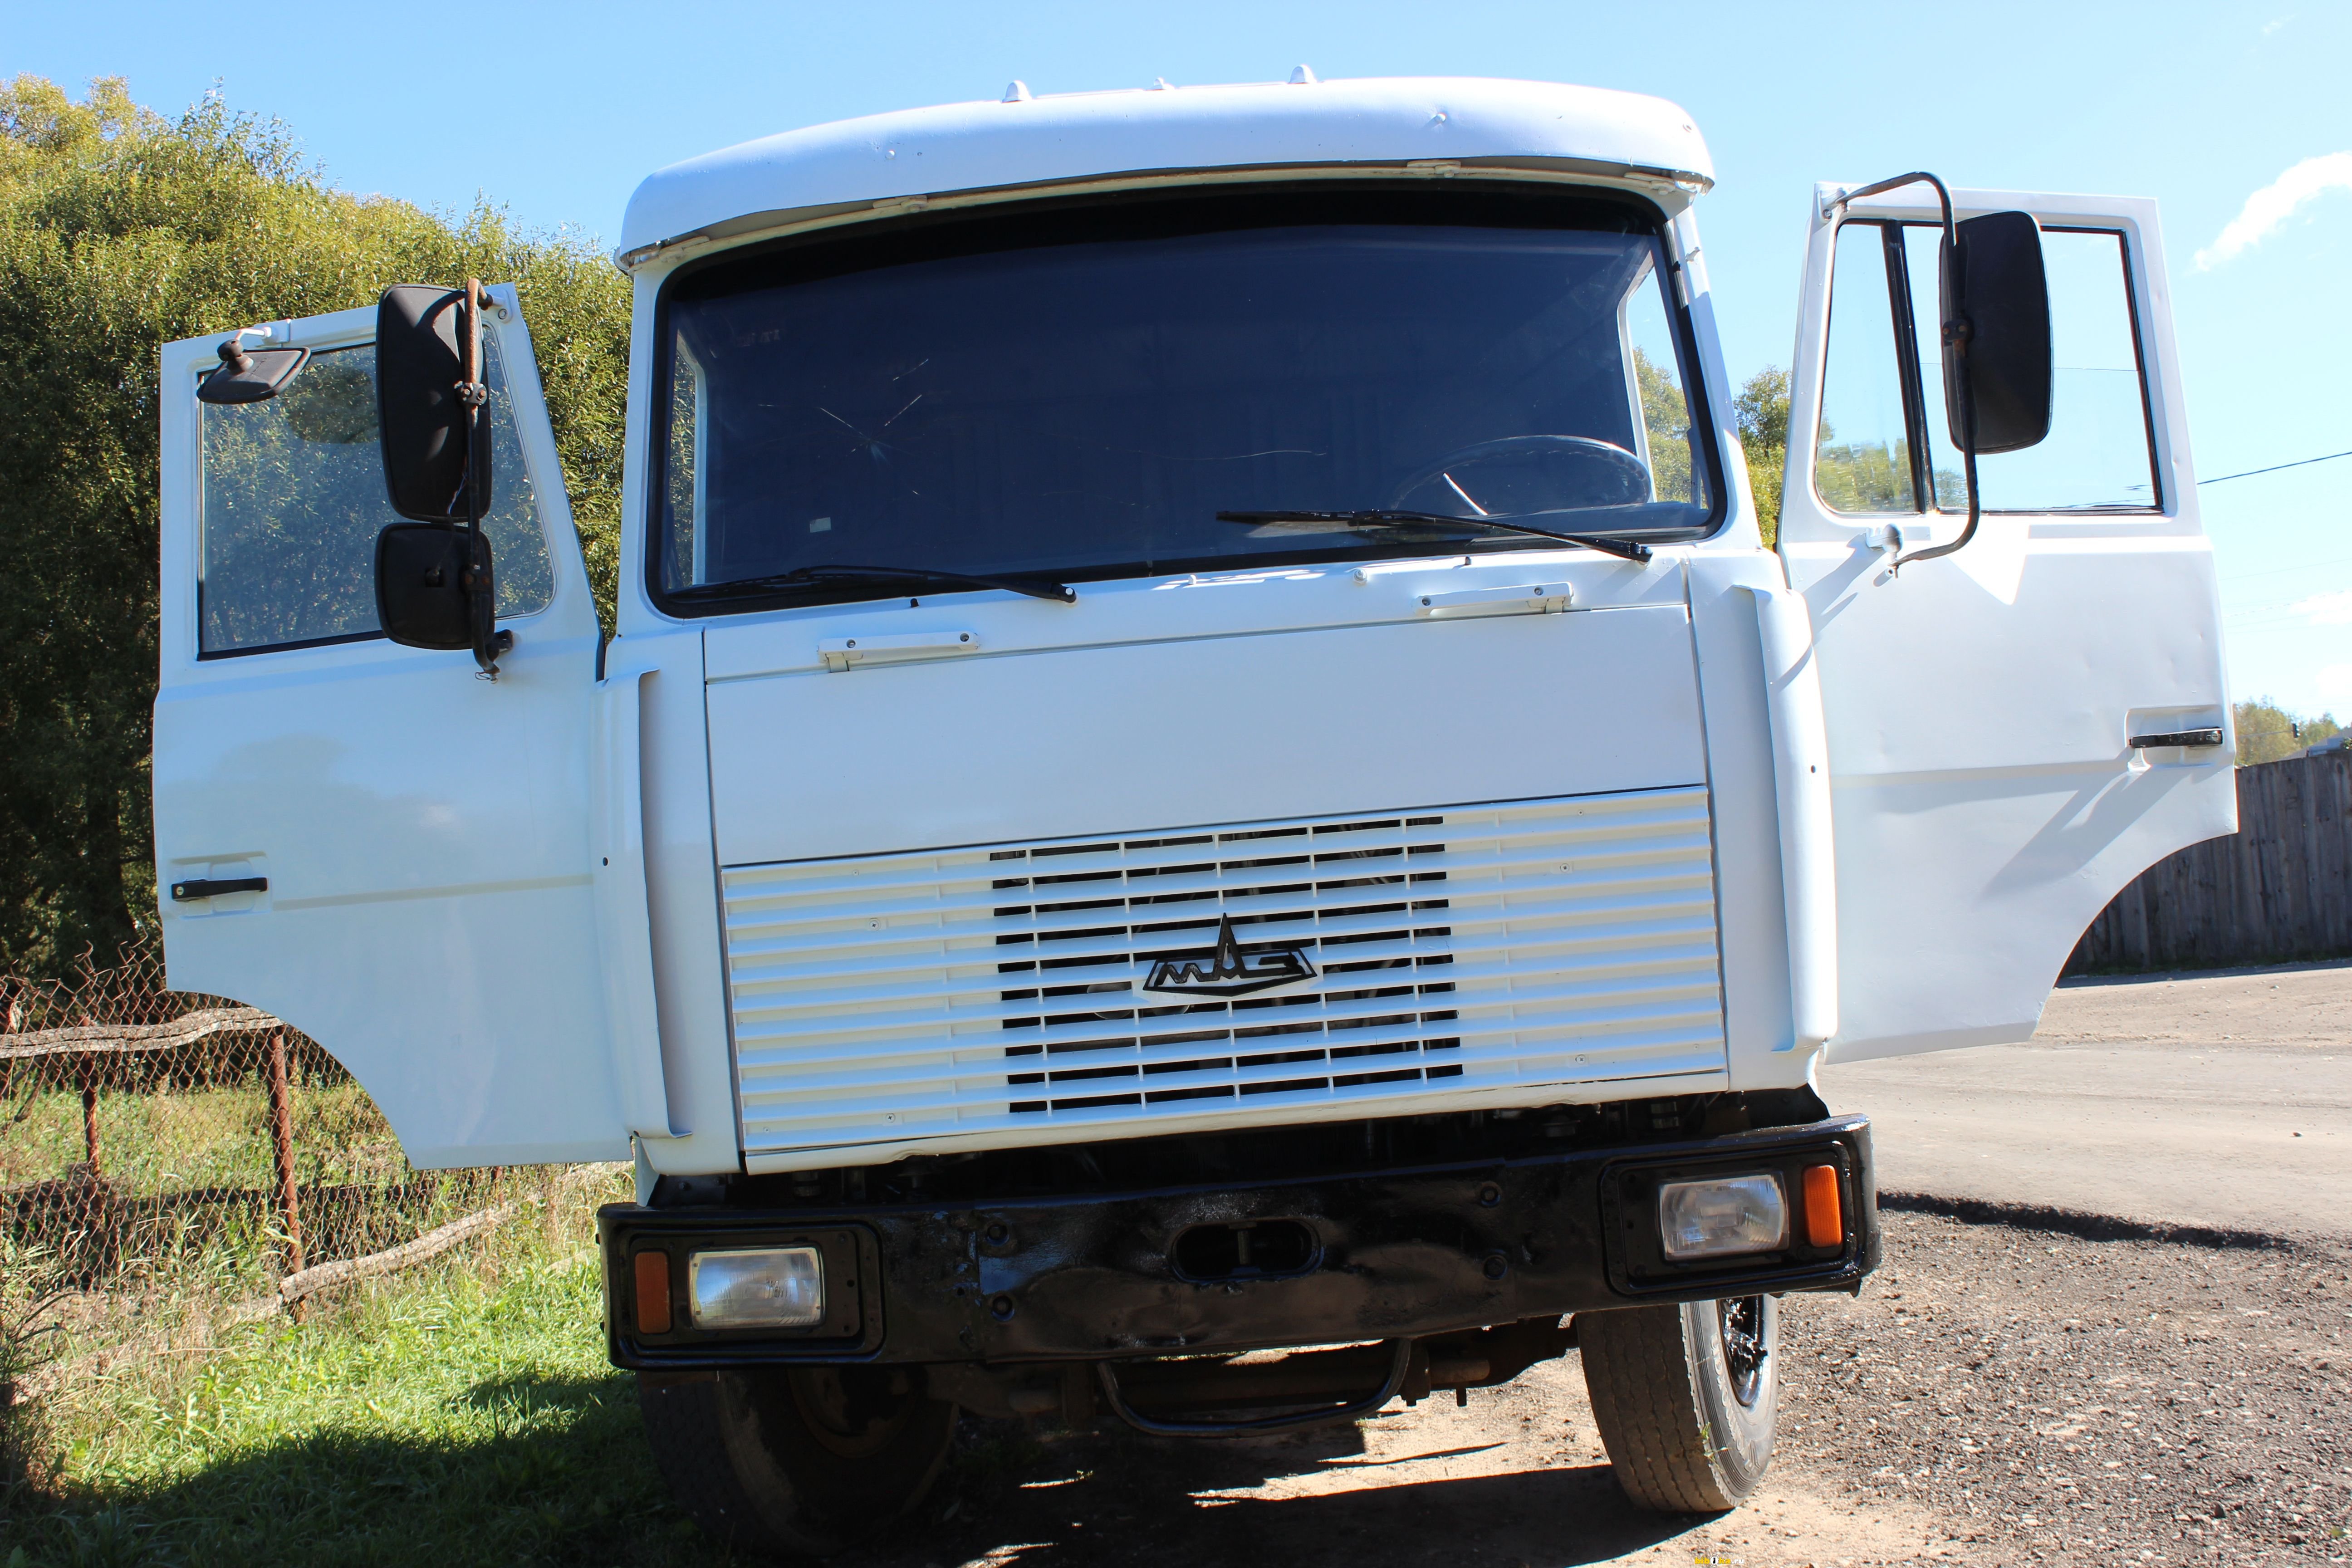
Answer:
xmin=1828 ymin=172 xmax=1982 ymax=576
xmin=456 ymin=279 xmax=511 ymax=680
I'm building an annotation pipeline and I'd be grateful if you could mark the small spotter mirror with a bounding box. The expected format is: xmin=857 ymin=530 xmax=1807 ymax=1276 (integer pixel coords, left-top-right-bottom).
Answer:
xmin=196 ymin=335 xmax=309 ymax=405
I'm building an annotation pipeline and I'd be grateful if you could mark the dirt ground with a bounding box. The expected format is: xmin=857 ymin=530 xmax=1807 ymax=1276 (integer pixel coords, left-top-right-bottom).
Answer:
xmin=853 ymin=1212 xmax=2350 ymax=1568
xmin=1820 ymin=960 xmax=2352 ymax=1236
xmin=841 ymin=965 xmax=2352 ymax=1568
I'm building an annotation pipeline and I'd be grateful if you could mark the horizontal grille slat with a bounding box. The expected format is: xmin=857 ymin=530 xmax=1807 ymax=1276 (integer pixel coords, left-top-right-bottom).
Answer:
xmin=722 ymin=793 xmax=1710 ymax=910
xmin=724 ymin=816 xmax=1711 ymax=911
xmin=722 ymin=856 xmax=1717 ymax=964
xmin=722 ymin=789 xmax=1728 ymax=1155
xmin=734 ymin=907 xmax=1731 ymax=1006
xmin=727 ymin=910 xmax=1718 ymax=1024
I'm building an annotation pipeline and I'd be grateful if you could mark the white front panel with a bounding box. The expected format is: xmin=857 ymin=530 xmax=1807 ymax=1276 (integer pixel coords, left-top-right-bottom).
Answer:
xmin=722 ymin=787 xmax=1726 ymax=1161
xmin=705 ymin=590 xmax=1708 ymax=869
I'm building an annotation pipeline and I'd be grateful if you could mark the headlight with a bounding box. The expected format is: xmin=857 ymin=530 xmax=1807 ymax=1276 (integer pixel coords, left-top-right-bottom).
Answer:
xmin=688 ymin=1245 xmax=825 ymax=1328
xmin=1657 ymin=1173 xmax=1788 ymax=1260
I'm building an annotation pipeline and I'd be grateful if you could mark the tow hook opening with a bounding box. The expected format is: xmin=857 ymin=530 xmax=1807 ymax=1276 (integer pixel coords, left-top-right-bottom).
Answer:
xmin=1171 ymin=1219 xmax=1319 ymax=1281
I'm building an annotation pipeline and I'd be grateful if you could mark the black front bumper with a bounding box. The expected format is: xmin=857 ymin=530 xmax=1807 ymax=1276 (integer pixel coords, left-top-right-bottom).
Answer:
xmin=600 ymin=1113 xmax=1878 ymax=1370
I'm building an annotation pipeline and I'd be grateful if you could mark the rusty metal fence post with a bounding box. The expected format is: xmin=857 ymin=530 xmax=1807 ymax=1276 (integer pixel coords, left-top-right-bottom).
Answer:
xmin=76 ymin=1020 xmax=101 ymax=1176
xmin=265 ymin=1030 xmax=304 ymax=1280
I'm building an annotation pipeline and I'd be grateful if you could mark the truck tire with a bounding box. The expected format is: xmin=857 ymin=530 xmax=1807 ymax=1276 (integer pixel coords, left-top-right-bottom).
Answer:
xmin=1578 ymin=1294 xmax=1779 ymax=1513
xmin=637 ymin=1366 xmax=956 ymax=1559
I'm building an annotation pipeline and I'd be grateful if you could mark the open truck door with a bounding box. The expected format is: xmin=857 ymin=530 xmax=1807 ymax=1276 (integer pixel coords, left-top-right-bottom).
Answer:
xmin=154 ymin=289 xmax=666 ymax=1166
xmin=1780 ymin=182 xmax=2235 ymax=1063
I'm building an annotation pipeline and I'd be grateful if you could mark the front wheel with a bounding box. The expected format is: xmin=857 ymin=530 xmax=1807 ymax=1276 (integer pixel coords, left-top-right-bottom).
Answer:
xmin=1578 ymin=1294 xmax=1779 ymax=1512
xmin=637 ymin=1366 xmax=957 ymax=1559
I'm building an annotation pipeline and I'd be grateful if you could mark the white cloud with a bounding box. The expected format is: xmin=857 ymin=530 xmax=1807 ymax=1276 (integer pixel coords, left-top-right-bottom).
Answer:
xmin=2194 ymin=151 xmax=2352 ymax=270
xmin=2291 ymin=588 xmax=2352 ymax=626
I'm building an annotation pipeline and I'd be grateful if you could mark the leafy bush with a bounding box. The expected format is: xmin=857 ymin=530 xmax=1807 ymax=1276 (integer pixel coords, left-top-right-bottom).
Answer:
xmin=0 ymin=77 xmax=629 ymax=977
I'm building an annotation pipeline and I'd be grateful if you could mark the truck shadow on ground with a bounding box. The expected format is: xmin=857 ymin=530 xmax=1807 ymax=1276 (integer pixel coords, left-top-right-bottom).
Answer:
xmin=6 ymin=1372 xmax=1705 ymax=1568
xmin=858 ymin=1416 xmax=1707 ymax=1568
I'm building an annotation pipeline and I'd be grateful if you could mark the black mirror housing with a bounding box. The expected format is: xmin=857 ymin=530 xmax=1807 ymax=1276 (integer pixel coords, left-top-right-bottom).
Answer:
xmin=196 ymin=342 xmax=310 ymax=405
xmin=373 ymin=523 xmax=479 ymax=650
xmin=376 ymin=284 xmax=493 ymax=523
xmin=1941 ymin=211 xmax=2053 ymax=455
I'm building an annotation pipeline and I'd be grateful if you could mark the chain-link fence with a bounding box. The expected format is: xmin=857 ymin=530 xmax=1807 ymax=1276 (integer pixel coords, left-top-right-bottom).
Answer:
xmin=2 ymin=943 xmax=520 ymax=1402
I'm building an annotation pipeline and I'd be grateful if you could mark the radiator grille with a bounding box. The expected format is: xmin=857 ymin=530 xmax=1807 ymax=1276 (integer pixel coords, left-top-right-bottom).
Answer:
xmin=722 ymin=788 xmax=1726 ymax=1156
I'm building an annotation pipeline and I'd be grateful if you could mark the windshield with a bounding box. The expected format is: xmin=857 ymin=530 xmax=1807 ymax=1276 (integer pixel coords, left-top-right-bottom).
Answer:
xmin=654 ymin=185 xmax=1718 ymax=608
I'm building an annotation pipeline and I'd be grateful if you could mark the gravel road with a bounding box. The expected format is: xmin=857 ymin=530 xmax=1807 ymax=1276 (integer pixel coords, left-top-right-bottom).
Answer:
xmin=844 ymin=963 xmax=2352 ymax=1568
xmin=1822 ymin=961 xmax=2352 ymax=1236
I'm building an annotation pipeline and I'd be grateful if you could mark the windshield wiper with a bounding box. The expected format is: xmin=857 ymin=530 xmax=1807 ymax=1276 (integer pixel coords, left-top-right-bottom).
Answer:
xmin=1215 ymin=509 xmax=1655 ymax=563
xmin=671 ymin=562 xmax=1077 ymax=605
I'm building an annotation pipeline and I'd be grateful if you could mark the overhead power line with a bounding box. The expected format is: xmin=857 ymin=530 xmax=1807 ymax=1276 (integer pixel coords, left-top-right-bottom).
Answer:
xmin=2200 ymin=449 xmax=2352 ymax=486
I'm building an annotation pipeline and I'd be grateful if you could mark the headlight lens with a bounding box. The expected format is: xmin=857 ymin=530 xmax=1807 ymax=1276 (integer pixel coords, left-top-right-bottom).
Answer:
xmin=1657 ymin=1173 xmax=1789 ymax=1260
xmin=687 ymin=1245 xmax=825 ymax=1328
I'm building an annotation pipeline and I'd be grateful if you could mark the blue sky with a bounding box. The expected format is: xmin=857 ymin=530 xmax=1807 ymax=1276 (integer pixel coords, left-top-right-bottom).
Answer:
xmin=12 ymin=0 xmax=2348 ymax=717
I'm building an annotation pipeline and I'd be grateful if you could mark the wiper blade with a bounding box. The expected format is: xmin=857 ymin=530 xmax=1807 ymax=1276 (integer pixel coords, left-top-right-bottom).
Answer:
xmin=1215 ymin=508 xmax=1655 ymax=563
xmin=672 ymin=562 xmax=1076 ymax=605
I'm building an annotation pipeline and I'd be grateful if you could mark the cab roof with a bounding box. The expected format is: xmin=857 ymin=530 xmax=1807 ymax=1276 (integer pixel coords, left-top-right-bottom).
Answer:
xmin=617 ymin=75 xmax=1713 ymax=261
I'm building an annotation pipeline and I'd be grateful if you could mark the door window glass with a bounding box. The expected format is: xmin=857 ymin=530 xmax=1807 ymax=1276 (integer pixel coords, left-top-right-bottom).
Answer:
xmin=1813 ymin=221 xmax=1920 ymax=513
xmin=1899 ymin=224 xmax=2158 ymax=511
xmin=199 ymin=335 xmax=554 ymax=655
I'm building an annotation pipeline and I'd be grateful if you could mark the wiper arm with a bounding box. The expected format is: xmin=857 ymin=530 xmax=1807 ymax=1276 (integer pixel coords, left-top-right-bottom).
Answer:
xmin=671 ymin=562 xmax=1077 ymax=605
xmin=1215 ymin=509 xmax=1654 ymax=563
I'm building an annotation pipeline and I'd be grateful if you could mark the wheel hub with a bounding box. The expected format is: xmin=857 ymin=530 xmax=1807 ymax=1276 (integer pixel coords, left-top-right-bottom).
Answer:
xmin=788 ymin=1366 xmax=916 ymax=1459
xmin=1717 ymin=1295 xmax=1770 ymax=1407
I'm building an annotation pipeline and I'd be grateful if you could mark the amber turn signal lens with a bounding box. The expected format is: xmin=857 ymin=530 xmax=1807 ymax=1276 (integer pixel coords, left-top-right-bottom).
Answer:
xmin=633 ymin=1250 xmax=673 ymax=1335
xmin=1801 ymin=1164 xmax=1843 ymax=1248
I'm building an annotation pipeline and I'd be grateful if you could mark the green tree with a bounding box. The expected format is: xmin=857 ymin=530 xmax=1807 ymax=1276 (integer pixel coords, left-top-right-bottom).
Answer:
xmin=1633 ymin=348 xmax=1695 ymax=504
xmin=1735 ymin=366 xmax=1789 ymax=546
xmin=0 ymin=77 xmax=630 ymax=976
xmin=2233 ymin=697 xmax=2342 ymax=767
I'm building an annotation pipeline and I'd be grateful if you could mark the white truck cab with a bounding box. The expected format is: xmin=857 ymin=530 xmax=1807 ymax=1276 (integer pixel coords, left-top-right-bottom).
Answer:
xmin=153 ymin=74 xmax=2230 ymax=1555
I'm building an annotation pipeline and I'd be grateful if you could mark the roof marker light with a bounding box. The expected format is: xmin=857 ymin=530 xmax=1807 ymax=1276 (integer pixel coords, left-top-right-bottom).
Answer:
xmin=1002 ymin=80 xmax=1032 ymax=103
xmin=1288 ymin=65 xmax=1318 ymax=85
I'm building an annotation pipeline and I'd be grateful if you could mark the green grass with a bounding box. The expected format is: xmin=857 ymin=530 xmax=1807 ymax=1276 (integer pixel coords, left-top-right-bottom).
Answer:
xmin=4 ymin=1174 xmax=730 ymax=1568
xmin=4 ymin=1074 xmax=505 ymax=1323
xmin=1 ymin=1079 xmax=402 ymax=1196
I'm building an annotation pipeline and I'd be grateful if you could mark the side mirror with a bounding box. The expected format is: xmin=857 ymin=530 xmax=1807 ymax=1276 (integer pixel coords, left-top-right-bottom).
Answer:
xmin=376 ymin=284 xmax=493 ymax=523
xmin=1940 ymin=211 xmax=2053 ymax=454
xmin=196 ymin=336 xmax=309 ymax=405
xmin=374 ymin=522 xmax=491 ymax=651
xmin=372 ymin=280 xmax=510 ymax=676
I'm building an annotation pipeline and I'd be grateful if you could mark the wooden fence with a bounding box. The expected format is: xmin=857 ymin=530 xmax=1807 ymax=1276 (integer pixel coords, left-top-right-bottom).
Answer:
xmin=2063 ymin=749 xmax=2352 ymax=974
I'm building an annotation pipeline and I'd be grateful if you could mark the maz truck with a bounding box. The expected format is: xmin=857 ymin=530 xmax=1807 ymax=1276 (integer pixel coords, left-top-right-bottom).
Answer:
xmin=155 ymin=73 xmax=2233 ymax=1558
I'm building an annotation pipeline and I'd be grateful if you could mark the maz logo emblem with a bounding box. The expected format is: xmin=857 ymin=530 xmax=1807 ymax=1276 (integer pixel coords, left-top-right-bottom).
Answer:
xmin=1142 ymin=914 xmax=1318 ymax=999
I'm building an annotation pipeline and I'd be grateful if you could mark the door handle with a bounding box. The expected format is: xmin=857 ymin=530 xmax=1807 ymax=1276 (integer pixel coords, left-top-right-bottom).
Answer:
xmin=171 ymin=876 xmax=268 ymax=902
xmin=2128 ymin=728 xmax=2224 ymax=750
